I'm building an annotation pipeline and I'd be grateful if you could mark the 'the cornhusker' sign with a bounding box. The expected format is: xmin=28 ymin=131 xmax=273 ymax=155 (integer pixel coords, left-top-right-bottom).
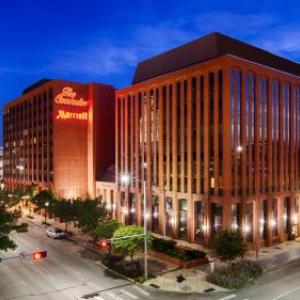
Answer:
xmin=55 ymin=87 xmax=88 ymax=107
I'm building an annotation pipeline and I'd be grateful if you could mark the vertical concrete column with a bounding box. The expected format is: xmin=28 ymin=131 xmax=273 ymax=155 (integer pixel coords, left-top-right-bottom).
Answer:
xmin=187 ymin=76 xmax=194 ymax=241
xmin=214 ymin=71 xmax=219 ymax=198
xmin=222 ymin=63 xmax=232 ymax=231
xmin=158 ymin=86 xmax=165 ymax=235
xmin=278 ymin=197 xmax=285 ymax=243
xmin=196 ymin=77 xmax=201 ymax=196
xmin=203 ymin=71 xmax=211 ymax=244
xmin=136 ymin=192 xmax=142 ymax=226
xmin=145 ymin=89 xmax=152 ymax=230
xmin=253 ymin=198 xmax=261 ymax=248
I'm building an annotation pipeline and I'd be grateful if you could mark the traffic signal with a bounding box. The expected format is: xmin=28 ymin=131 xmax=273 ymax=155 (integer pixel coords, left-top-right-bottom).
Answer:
xmin=32 ymin=250 xmax=47 ymax=261
xmin=98 ymin=239 xmax=111 ymax=249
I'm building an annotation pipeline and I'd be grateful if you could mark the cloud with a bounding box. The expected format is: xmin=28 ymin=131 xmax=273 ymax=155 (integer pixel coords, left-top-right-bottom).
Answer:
xmin=0 ymin=67 xmax=28 ymax=76
xmin=45 ymin=11 xmax=300 ymax=78
xmin=253 ymin=27 xmax=300 ymax=59
xmin=195 ymin=11 xmax=276 ymax=35
xmin=46 ymin=22 xmax=198 ymax=77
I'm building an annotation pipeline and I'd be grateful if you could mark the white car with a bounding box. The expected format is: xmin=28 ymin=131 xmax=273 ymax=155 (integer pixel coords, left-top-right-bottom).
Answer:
xmin=46 ymin=227 xmax=67 ymax=239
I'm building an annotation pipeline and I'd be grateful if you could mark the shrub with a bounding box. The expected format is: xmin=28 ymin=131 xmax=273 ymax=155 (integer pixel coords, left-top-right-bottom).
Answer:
xmin=185 ymin=249 xmax=206 ymax=260
xmin=152 ymin=237 xmax=206 ymax=261
xmin=94 ymin=219 xmax=120 ymax=241
xmin=207 ymin=260 xmax=262 ymax=289
xmin=212 ymin=229 xmax=247 ymax=262
xmin=152 ymin=237 xmax=177 ymax=252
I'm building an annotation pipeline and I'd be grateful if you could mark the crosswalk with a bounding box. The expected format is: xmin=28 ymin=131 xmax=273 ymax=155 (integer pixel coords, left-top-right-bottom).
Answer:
xmin=218 ymin=294 xmax=248 ymax=300
xmin=79 ymin=285 xmax=151 ymax=300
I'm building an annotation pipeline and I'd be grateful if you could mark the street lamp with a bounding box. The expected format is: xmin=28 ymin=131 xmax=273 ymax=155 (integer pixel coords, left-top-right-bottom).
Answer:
xmin=44 ymin=201 xmax=49 ymax=226
xmin=120 ymin=173 xmax=148 ymax=280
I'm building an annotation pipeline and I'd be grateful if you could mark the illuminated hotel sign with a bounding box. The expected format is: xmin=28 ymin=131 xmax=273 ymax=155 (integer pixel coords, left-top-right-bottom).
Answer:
xmin=55 ymin=87 xmax=88 ymax=121
xmin=56 ymin=110 xmax=88 ymax=120
xmin=55 ymin=87 xmax=88 ymax=107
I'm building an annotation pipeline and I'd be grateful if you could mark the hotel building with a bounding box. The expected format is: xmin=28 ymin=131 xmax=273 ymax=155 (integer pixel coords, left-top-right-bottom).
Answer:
xmin=115 ymin=32 xmax=300 ymax=247
xmin=3 ymin=79 xmax=115 ymax=199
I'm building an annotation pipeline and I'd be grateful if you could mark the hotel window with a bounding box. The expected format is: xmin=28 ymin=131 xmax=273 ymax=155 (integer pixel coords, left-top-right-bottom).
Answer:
xmin=195 ymin=201 xmax=205 ymax=243
xmin=151 ymin=196 xmax=159 ymax=233
xmin=231 ymin=203 xmax=240 ymax=231
xmin=244 ymin=202 xmax=253 ymax=242
xmin=211 ymin=203 xmax=223 ymax=235
xmin=165 ymin=197 xmax=173 ymax=237
xmin=260 ymin=199 xmax=268 ymax=240
xmin=283 ymin=197 xmax=291 ymax=236
xmin=178 ymin=199 xmax=188 ymax=239
xmin=162 ymin=86 xmax=167 ymax=179
xmin=128 ymin=193 xmax=136 ymax=225
xmin=271 ymin=198 xmax=278 ymax=236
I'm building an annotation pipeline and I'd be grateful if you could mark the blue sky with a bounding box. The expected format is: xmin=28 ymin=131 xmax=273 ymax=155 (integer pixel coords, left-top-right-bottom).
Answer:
xmin=1 ymin=0 xmax=300 ymax=143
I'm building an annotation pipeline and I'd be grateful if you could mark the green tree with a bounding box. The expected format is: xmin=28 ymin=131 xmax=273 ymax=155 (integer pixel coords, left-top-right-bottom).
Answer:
xmin=76 ymin=198 xmax=107 ymax=238
xmin=31 ymin=189 xmax=57 ymax=220
xmin=212 ymin=229 xmax=247 ymax=262
xmin=0 ymin=207 xmax=28 ymax=251
xmin=112 ymin=225 xmax=152 ymax=264
xmin=24 ymin=183 xmax=38 ymax=217
xmin=52 ymin=199 xmax=77 ymax=231
xmin=94 ymin=219 xmax=120 ymax=241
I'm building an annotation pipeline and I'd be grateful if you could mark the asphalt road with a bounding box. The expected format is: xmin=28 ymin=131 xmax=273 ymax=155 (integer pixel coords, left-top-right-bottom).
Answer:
xmin=1 ymin=222 xmax=300 ymax=300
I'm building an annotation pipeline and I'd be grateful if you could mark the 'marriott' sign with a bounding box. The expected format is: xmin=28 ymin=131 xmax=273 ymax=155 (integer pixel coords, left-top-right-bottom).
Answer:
xmin=56 ymin=110 xmax=88 ymax=120
xmin=55 ymin=87 xmax=88 ymax=107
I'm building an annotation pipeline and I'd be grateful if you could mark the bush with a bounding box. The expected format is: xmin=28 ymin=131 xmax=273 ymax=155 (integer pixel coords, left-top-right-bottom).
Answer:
xmin=152 ymin=237 xmax=177 ymax=252
xmin=185 ymin=249 xmax=206 ymax=260
xmin=152 ymin=237 xmax=206 ymax=261
xmin=94 ymin=219 xmax=120 ymax=241
xmin=212 ymin=230 xmax=247 ymax=262
xmin=207 ymin=260 xmax=262 ymax=289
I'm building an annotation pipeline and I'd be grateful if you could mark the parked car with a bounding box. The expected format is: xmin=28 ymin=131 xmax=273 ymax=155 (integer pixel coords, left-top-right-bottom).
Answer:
xmin=46 ymin=227 xmax=67 ymax=239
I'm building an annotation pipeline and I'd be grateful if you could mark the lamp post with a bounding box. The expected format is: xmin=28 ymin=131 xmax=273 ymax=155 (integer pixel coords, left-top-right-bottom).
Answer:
xmin=44 ymin=201 xmax=49 ymax=226
xmin=120 ymin=173 xmax=148 ymax=280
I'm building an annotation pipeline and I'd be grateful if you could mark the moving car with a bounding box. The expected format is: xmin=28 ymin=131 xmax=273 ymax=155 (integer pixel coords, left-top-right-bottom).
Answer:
xmin=46 ymin=227 xmax=67 ymax=239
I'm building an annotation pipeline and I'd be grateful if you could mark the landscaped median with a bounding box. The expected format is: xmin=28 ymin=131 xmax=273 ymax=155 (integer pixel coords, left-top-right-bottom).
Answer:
xmin=150 ymin=237 xmax=208 ymax=268
xmin=207 ymin=260 xmax=263 ymax=289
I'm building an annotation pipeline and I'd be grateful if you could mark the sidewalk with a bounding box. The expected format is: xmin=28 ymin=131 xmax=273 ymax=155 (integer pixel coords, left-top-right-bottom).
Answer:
xmin=245 ymin=238 xmax=300 ymax=271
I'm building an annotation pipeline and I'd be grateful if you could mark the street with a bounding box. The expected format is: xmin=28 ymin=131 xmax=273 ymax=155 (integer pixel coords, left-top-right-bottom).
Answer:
xmin=1 ymin=222 xmax=300 ymax=300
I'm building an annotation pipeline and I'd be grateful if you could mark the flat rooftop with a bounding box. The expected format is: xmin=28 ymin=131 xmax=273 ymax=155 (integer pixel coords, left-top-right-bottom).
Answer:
xmin=132 ymin=32 xmax=300 ymax=84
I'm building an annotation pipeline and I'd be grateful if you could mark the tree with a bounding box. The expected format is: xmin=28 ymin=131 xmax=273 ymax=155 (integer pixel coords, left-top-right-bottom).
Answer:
xmin=26 ymin=183 xmax=38 ymax=200
xmin=112 ymin=225 xmax=152 ymax=264
xmin=94 ymin=219 xmax=120 ymax=241
xmin=76 ymin=198 xmax=107 ymax=238
xmin=24 ymin=183 xmax=38 ymax=217
xmin=31 ymin=189 xmax=57 ymax=221
xmin=212 ymin=229 xmax=247 ymax=262
xmin=0 ymin=206 xmax=28 ymax=251
xmin=52 ymin=199 xmax=77 ymax=231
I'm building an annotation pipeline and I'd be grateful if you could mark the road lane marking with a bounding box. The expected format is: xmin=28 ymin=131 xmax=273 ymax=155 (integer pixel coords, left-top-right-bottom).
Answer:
xmin=132 ymin=285 xmax=150 ymax=296
xmin=107 ymin=292 xmax=124 ymax=300
xmin=120 ymin=289 xmax=138 ymax=299
xmin=271 ymin=286 xmax=300 ymax=300
xmin=218 ymin=295 xmax=237 ymax=300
